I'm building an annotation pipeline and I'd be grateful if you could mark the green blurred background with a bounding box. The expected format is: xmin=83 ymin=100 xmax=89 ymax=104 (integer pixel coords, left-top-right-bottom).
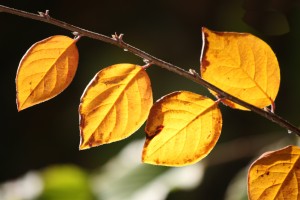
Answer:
xmin=1 ymin=0 xmax=300 ymax=199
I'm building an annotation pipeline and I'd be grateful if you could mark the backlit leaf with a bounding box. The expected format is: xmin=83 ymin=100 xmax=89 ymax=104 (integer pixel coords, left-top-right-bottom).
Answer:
xmin=79 ymin=63 xmax=153 ymax=150
xmin=248 ymin=145 xmax=300 ymax=200
xmin=142 ymin=91 xmax=222 ymax=166
xmin=16 ymin=35 xmax=79 ymax=111
xmin=200 ymin=27 xmax=280 ymax=110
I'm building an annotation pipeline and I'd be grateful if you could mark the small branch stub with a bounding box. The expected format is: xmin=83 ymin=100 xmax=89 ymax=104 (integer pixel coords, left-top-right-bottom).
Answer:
xmin=73 ymin=31 xmax=81 ymax=41
xmin=38 ymin=10 xmax=50 ymax=19
xmin=263 ymin=102 xmax=275 ymax=114
xmin=142 ymin=59 xmax=153 ymax=69
xmin=189 ymin=69 xmax=201 ymax=79
xmin=112 ymin=32 xmax=124 ymax=44
xmin=215 ymin=95 xmax=227 ymax=105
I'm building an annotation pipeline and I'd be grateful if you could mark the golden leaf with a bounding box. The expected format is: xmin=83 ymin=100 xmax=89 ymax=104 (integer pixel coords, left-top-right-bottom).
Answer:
xmin=200 ymin=27 xmax=280 ymax=110
xmin=142 ymin=91 xmax=222 ymax=166
xmin=79 ymin=63 xmax=153 ymax=150
xmin=16 ymin=35 xmax=79 ymax=111
xmin=248 ymin=145 xmax=300 ymax=200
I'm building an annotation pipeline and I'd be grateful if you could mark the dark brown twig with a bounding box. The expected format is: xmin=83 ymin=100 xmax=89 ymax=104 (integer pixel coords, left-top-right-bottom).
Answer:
xmin=1 ymin=5 xmax=299 ymax=135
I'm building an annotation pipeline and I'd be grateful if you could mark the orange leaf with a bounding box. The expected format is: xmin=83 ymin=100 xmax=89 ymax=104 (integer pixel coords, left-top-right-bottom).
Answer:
xmin=248 ymin=145 xmax=300 ymax=200
xmin=142 ymin=91 xmax=222 ymax=166
xmin=16 ymin=35 xmax=79 ymax=111
xmin=79 ymin=63 xmax=153 ymax=150
xmin=200 ymin=27 xmax=280 ymax=110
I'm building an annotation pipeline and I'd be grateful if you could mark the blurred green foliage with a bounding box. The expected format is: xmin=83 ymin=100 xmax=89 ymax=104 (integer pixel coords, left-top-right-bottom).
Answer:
xmin=38 ymin=165 xmax=94 ymax=200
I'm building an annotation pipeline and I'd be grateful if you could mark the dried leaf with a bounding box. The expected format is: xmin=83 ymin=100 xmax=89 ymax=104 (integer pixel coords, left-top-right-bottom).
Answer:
xmin=142 ymin=91 xmax=222 ymax=166
xmin=200 ymin=27 xmax=280 ymax=110
xmin=248 ymin=145 xmax=300 ymax=200
xmin=79 ymin=64 xmax=153 ymax=150
xmin=16 ymin=35 xmax=79 ymax=111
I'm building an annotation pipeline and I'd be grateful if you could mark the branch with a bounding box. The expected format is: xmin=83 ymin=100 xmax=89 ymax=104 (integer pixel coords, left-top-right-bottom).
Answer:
xmin=1 ymin=5 xmax=300 ymax=135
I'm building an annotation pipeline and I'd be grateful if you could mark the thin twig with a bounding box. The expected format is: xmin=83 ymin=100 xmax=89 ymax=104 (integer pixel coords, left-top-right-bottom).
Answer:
xmin=1 ymin=5 xmax=299 ymax=135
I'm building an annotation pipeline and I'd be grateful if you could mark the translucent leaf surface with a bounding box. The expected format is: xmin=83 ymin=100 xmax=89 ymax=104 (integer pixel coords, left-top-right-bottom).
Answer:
xmin=142 ymin=91 xmax=222 ymax=166
xmin=16 ymin=35 xmax=79 ymax=111
xmin=200 ymin=27 xmax=280 ymax=110
xmin=79 ymin=64 xmax=153 ymax=150
xmin=248 ymin=145 xmax=300 ymax=200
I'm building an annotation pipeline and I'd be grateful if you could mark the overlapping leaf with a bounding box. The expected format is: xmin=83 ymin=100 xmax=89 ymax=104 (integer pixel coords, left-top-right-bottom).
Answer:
xmin=200 ymin=27 xmax=280 ymax=110
xmin=142 ymin=91 xmax=222 ymax=166
xmin=79 ymin=64 xmax=153 ymax=150
xmin=16 ymin=35 xmax=79 ymax=111
xmin=248 ymin=145 xmax=300 ymax=200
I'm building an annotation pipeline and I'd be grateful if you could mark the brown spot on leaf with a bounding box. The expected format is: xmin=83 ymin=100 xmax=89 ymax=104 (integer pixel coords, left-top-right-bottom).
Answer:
xmin=79 ymin=114 xmax=85 ymax=127
xmin=155 ymin=125 xmax=164 ymax=134
xmin=87 ymin=133 xmax=96 ymax=147
xmin=86 ymin=132 xmax=102 ymax=147
xmin=206 ymin=134 xmax=212 ymax=139
xmin=154 ymin=158 xmax=160 ymax=164
xmin=90 ymin=75 xmax=100 ymax=87
xmin=201 ymin=59 xmax=210 ymax=73
xmin=184 ymin=158 xmax=193 ymax=163
xmin=200 ymin=29 xmax=210 ymax=74
xmin=146 ymin=125 xmax=164 ymax=140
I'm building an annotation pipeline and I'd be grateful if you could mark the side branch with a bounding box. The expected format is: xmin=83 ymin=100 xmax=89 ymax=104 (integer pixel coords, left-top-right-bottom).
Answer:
xmin=1 ymin=5 xmax=299 ymax=135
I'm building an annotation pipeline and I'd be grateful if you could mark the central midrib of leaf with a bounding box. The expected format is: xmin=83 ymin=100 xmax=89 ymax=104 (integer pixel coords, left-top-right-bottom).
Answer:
xmin=86 ymin=68 xmax=142 ymax=139
xmin=237 ymin=41 xmax=273 ymax=104
xmin=272 ymin=154 xmax=300 ymax=199
xmin=21 ymin=43 xmax=75 ymax=107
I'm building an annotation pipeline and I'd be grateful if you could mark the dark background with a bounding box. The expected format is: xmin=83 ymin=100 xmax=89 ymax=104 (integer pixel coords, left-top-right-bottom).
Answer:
xmin=1 ymin=0 xmax=300 ymax=199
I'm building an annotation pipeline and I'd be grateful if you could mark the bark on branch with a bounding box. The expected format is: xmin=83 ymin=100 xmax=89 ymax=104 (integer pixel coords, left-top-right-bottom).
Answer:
xmin=1 ymin=5 xmax=299 ymax=135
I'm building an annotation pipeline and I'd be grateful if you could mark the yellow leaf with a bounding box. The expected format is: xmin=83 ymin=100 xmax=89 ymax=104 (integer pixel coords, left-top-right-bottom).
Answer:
xmin=248 ymin=145 xmax=300 ymax=200
xmin=142 ymin=91 xmax=222 ymax=166
xmin=200 ymin=27 xmax=280 ymax=110
xmin=79 ymin=64 xmax=153 ymax=150
xmin=16 ymin=35 xmax=79 ymax=111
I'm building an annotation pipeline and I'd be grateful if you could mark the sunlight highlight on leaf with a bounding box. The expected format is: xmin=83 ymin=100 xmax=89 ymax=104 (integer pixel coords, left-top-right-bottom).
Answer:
xmin=79 ymin=63 xmax=153 ymax=150
xmin=142 ymin=91 xmax=222 ymax=166
xmin=200 ymin=27 xmax=280 ymax=110
xmin=16 ymin=35 xmax=79 ymax=111
xmin=248 ymin=145 xmax=300 ymax=200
